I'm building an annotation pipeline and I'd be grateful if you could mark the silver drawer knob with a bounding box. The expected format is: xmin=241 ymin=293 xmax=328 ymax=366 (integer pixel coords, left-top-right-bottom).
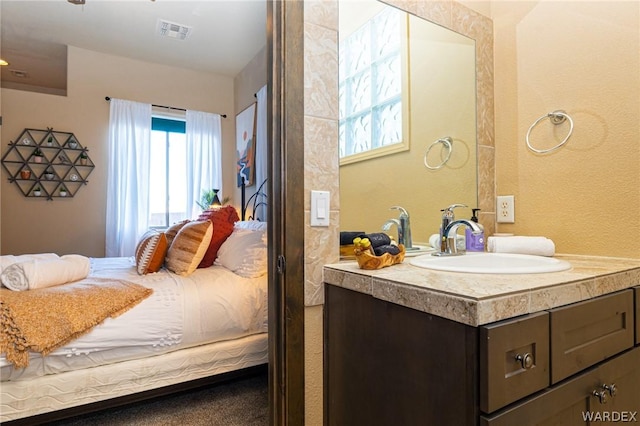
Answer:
xmin=592 ymin=389 xmax=608 ymax=405
xmin=603 ymin=383 xmax=617 ymax=397
xmin=515 ymin=353 xmax=534 ymax=369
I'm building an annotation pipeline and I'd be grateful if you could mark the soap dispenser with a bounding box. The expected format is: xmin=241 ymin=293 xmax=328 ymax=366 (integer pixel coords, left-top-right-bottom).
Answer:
xmin=465 ymin=208 xmax=485 ymax=252
xmin=439 ymin=204 xmax=466 ymax=252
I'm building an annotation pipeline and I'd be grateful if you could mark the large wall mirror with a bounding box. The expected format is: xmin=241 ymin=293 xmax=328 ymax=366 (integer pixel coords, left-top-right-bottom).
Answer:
xmin=339 ymin=0 xmax=479 ymax=247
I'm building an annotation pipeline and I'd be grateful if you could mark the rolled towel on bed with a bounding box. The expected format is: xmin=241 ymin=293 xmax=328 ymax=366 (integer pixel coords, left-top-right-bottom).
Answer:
xmin=0 ymin=255 xmax=90 ymax=291
xmin=0 ymin=253 xmax=59 ymax=273
xmin=487 ymin=236 xmax=556 ymax=257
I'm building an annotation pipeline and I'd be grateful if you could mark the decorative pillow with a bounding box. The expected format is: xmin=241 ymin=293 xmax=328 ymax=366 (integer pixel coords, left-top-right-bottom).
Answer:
xmin=214 ymin=228 xmax=267 ymax=278
xmin=165 ymin=220 xmax=190 ymax=247
xmin=134 ymin=230 xmax=168 ymax=275
xmin=197 ymin=205 xmax=240 ymax=268
xmin=165 ymin=220 xmax=213 ymax=276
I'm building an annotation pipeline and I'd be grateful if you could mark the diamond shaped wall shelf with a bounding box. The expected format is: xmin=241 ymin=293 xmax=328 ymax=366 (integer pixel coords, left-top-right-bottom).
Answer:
xmin=1 ymin=127 xmax=95 ymax=200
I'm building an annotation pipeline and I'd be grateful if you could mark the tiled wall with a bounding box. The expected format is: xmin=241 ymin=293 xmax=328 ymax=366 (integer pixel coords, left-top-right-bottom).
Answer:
xmin=304 ymin=0 xmax=340 ymax=307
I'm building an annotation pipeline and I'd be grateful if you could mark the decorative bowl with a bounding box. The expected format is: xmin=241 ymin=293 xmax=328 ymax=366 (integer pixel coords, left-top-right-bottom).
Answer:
xmin=354 ymin=244 xmax=405 ymax=270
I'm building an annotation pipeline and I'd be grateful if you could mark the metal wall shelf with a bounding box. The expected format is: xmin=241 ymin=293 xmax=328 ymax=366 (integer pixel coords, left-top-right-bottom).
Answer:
xmin=1 ymin=127 xmax=95 ymax=200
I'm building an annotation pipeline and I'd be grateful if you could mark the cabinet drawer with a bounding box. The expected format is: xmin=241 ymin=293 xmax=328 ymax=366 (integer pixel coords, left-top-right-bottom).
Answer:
xmin=480 ymin=347 xmax=640 ymax=426
xmin=480 ymin=311 xmax=549 ymax=413
xmin=550 ymin=290 xmax=634 ymax=384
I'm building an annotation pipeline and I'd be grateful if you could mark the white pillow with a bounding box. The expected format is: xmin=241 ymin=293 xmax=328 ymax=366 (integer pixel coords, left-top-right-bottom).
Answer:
xmin=234 ymin=220 xmax=267 ymax=232
xmin=215 ymin=228 xmax=267 ymax=278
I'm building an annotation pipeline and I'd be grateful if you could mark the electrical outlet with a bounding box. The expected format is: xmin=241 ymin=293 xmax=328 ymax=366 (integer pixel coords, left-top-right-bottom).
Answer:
xmin=497 ymin=195 xmax=515 ymax=223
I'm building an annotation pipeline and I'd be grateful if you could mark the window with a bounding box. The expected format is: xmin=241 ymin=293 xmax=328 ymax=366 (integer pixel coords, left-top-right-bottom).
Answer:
xmin=339 ymin=6 xmax=410 ymax=164
xmin=149 ymin=117 xmax=188 ymax=227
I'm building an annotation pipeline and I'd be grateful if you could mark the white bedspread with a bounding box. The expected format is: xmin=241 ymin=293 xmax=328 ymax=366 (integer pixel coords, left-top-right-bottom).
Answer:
xmin=1 ymin=257 xmax=268 ymax=381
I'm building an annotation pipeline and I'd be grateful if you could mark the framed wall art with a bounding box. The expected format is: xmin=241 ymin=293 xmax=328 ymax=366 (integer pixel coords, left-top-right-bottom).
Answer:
xmin=236 ymin=103 xmax=257 ymax=187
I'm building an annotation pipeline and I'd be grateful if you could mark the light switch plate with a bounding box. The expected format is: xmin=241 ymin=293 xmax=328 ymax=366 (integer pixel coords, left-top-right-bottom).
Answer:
xmin=311 ymin=190 xmax=330 ymax=227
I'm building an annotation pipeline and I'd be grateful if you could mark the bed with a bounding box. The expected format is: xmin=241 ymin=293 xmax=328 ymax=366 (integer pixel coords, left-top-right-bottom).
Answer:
xmin=0 ymin=185 xmax=269 ymax=424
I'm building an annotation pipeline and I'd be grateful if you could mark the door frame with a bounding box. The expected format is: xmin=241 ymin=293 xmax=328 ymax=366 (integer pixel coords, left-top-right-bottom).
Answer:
xmin=267 ymin=1 xmax=306 ymax=424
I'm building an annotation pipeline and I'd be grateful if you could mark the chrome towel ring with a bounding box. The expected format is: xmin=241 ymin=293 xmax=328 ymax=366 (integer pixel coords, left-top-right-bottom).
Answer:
xmin=526 ymin=110 xmax=574 ymax=154
xmin=424 ymin=137 xmax=453 ymax=170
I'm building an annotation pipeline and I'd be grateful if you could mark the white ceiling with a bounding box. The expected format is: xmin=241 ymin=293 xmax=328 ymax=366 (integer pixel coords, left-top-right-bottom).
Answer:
xmin=1 ymin=0 xmax=267 ymax=92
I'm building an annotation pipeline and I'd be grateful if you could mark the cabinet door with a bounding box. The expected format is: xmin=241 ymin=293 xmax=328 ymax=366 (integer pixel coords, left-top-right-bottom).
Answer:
xmin=481 ymin=347 xmax=639 ymax=426
xmin=325 ymin=285 xmax=479 ymax=426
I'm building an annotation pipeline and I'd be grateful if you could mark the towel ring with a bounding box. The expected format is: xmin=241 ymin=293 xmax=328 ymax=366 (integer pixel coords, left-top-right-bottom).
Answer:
xmin=526 ymin=110 xmax=574 ymax=154
xmin=424 ymin=137 xmax=453 ymax=170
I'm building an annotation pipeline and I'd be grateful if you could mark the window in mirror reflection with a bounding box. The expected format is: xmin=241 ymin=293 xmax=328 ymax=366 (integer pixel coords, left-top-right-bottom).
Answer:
xmin=339 ymin=5 xmax=409 ymax=164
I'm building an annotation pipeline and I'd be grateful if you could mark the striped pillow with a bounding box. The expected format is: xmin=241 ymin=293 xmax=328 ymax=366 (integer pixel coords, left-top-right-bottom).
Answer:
xmin=165 ymin=220 xmax=190 ymax=247
xmin=165 ymin=220 xmax=213 ymax=276
xmin=135 ymin=230 xmax=168 ymax=275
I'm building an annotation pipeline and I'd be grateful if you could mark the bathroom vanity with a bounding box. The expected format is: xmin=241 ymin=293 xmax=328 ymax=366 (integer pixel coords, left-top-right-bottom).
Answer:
xmin=323 ymin=255 xmax=640 ymax=425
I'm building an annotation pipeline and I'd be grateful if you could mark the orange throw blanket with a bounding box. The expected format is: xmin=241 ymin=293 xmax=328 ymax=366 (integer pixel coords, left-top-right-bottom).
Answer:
xmin=0 ymin=277 xmax=153 ymax=368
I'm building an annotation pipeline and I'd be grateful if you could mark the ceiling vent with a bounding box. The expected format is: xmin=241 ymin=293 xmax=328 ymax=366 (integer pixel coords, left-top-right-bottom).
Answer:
xmin=157 ymin=20 xmax=193 ymax=41
xmin=10 ymin=70 xmax=29 ymax=79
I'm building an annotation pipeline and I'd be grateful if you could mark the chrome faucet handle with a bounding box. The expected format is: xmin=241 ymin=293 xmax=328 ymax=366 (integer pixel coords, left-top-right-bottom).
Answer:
xmin=390 ymin=206 xmax=409 ymax=218
xmin=433 ymin=219 xmax=481 ymax=256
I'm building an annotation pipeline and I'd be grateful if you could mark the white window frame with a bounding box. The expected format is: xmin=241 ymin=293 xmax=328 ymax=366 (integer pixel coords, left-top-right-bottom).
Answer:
xmin=339 ymin=8 xmax=411 ymax=166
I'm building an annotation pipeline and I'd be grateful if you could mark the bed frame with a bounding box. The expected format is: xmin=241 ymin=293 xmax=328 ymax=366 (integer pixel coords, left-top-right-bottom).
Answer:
xmin=241 ymin=179 xmax=268 ymax=221
xmin=1 ymin=180 xmax=270 ymax=425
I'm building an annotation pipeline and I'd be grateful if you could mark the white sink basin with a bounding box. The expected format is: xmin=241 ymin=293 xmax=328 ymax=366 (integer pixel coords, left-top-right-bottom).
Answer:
xmin=409 ymin=252 xmax=571 ymax=274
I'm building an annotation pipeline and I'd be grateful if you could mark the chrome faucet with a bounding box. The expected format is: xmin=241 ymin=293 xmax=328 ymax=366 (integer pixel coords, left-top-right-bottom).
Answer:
xmin=434 ymin=219 xmax=482 ymax=256
xmin=438 ymin=203 xmax=466 ymax=252
xmin=381 ymin=206 xmax=413 ymax=249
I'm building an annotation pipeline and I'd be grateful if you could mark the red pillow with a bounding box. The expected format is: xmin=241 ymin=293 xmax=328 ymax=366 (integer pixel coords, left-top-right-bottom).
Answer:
xmin=197 ymin=205 xmax=239 ymax=268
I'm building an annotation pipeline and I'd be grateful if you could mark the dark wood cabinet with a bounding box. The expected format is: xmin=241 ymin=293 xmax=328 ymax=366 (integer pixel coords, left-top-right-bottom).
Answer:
xmin=324 ymin=285 xmax=639 ymax=426
xmin=635 ymin=286 xmax=640 ymax=345
xmin=324 ymin=284 xmax=478 ymax=425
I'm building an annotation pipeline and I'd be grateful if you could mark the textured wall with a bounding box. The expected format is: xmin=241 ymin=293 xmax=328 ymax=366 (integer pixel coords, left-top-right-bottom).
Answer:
xmin=493 ymin=1 xmax=640 ymax=258
xmin=303 ymin=1 xmax=340 ymax=424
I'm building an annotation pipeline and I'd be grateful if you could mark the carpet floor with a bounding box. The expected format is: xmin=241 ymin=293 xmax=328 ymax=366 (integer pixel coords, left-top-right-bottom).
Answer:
xmin=46 ymin=372 xmax=269 ymax=426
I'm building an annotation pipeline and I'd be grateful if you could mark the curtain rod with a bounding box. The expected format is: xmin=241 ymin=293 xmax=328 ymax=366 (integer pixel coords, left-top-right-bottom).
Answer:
xmin=105 ymin=97 xmax=227 ymax=118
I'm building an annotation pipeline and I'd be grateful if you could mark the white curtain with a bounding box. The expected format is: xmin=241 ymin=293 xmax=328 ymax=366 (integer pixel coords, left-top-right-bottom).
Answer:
xmin=105 ymin=99 xmax=152 ymax=257
xmin=254 ymin=84 xmax=268 ymax=221
xmin=185 ymin=110 xmax=222 ymax=219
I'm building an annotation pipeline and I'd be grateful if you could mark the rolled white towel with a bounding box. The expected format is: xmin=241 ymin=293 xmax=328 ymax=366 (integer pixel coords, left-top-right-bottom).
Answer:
xmin=487 ymin=236 xmax=555 ymax=257
xmin=0 ymin=254 xmax=90 ymax=291
xmin=0 ymin=253 xmax=59 ymax=273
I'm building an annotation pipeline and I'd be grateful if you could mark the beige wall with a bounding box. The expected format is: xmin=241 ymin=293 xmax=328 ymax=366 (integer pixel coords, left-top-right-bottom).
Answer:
xmin=233 ymin=46 xmax=268 ymax=213
xmin=1 ymin=46 xmax=238 ymax=256
xmin=493 ymin=1 xmax=640 ymax=258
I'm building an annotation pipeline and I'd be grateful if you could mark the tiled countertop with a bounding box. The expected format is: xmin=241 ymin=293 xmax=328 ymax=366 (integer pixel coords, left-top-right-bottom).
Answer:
xmin=323 ymin=254 xmax=640 ymax=326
